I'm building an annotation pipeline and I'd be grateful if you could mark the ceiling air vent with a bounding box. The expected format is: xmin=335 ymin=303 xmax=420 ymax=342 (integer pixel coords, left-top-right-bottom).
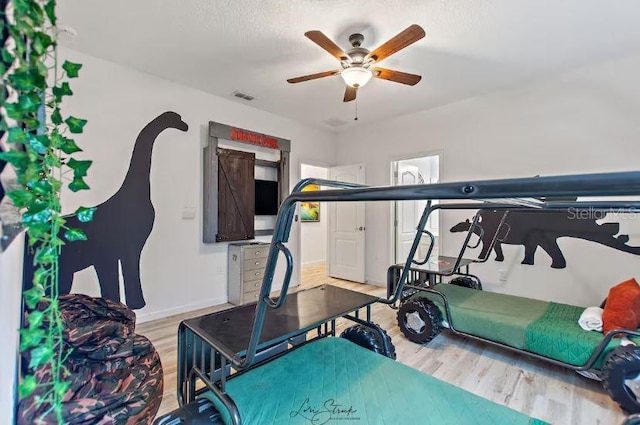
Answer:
xmin=322 ymin=118 xmax=348 ymax=127
xmin=231 ymin=91 xmax=254 ymax=101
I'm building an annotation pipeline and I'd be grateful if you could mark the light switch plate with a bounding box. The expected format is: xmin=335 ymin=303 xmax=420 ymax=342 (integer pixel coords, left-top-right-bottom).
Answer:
xmin=181 ymin=206 xmax=196 ymax=220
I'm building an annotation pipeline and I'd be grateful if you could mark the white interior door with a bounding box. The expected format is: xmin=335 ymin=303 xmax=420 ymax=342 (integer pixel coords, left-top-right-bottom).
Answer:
xmin=328 ymin=164 xmax=365 ymax=282
xmin=395 ymin=165 xmax=426 ymax=264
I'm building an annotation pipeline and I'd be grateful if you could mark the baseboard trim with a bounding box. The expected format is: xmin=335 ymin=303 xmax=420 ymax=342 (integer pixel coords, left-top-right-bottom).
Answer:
xmin=136 ymin=296 xmax=227 ymax=324
xmin=365 ymin=275 xmax=386 ymax=287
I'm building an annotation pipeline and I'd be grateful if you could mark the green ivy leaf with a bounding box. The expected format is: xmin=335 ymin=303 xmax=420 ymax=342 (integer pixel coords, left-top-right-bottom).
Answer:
xmin=19 ymin=328 xmax=45 ymax=351
xmin=8 ymin=69 xmax=34 ymax=90
xmin=69 ymin=176 xmax=90 ymax=192
xmin=7 ymin=189 xmax=35 ymax=208
xmin=51 ymin=236 xmax=66 ymax=248
xmin=62 ymin=60 xmax=82 ymax=78
xmin=34 ymin=246 xmax=57 ymax=264
xmin=27 ymin=223 xmax=49 ymax=240
xmin=1 ymin=47 xmax=14 ymax=65
xmin=33 ymin=267 xmax=49 ymax=286
xmin=23 ymin=285 xmax=44 ymax=309
xmin=65 ymin=116 xmax=87 ymax=134
xmin=44 ymin=0 xmax=57 ymax=25
xmin=28 ymin=345 xmax=53 ymax=369
xmin=22 ymin=208 xmax=52 ymax=226
xmin=28 ymin=310 xmax=45 ymax=330
xmin=4 ymin=102 xmax=22 ymax=120
xmin=51 ymin=108 xmax=63 ymax=125
xmin=75 ymin=206 xmax=96 ymax=223
xmin=18 ymin=91 xmax=43 ymax=113
xmin=45 ymin=153 xmax=62 ymax=168
xmin=51 ymin=132 xmax=82 ymax=154
xmin=28 ymin=134 xmax=50 ymax=155
xmin=31 ymin=32 xmax=54 ymax=56
xmin=55 ymin=381 xmax=71 ymax=399
xmin=64 ymin=228 xmax=87 ymax=242
xmin=67 ymin=158 xmax=92 ymax=177
xmin=18 ymin=375 xmax=37 ymax=398
xmin=7 ymin=127 xmax=28 ymax=144
xmin=0 ymin=149 xmax=29 ymax=169
xmin=52 ymin=82 xmax=73 ymax=102
xmin=27 ymin=180 xmax=53 ymax=196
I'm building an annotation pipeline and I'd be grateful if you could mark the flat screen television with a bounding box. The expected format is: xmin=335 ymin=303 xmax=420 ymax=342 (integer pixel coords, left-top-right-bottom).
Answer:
xmin=255 ymin=179 xmax=279 ymax=215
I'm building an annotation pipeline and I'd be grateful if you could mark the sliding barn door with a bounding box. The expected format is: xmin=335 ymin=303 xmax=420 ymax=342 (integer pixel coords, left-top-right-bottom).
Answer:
xmin=217 ymin=148 xmax=255 ymax=242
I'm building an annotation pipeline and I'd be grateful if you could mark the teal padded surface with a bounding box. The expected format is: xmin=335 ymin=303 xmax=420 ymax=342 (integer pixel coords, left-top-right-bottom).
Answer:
xmin=422 ymin=284 xmax=549 ymax=349
xmin=525 ymin=302 xmax=631 ymax=367
xmin=204 ymin=337 xmax=548 ymax=425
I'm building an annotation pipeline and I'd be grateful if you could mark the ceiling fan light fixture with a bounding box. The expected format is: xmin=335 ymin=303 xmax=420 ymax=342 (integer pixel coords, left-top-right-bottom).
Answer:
xmin=341 ymin=67 xmax=373 ymax=88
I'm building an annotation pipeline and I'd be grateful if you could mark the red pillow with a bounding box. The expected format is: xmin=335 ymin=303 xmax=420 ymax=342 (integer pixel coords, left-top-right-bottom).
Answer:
xmin=602 ymin=278 xmax=640 ymax=335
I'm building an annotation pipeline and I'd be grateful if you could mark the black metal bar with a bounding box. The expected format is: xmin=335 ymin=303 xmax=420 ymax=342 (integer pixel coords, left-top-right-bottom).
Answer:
xmin=409 ymin=200 xmax=434 ymax=266
xmin=236 ymin=171 xmax=640 ymax=370
xmin=191 ymin=367 xmax=242 ymax=425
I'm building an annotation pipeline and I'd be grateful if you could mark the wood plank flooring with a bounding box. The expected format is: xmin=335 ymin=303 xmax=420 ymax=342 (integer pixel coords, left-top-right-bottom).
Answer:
xmin=137 ymin=264 xmax=625 ymax=425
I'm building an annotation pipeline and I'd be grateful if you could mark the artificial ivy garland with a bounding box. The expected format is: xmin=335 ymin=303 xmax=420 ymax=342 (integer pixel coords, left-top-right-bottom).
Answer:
xmin=1 ymin=0 xmax=94 ymax=421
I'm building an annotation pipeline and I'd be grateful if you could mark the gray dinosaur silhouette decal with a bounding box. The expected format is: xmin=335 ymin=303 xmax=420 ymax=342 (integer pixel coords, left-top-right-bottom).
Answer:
xmin=451 ymin=209 xmax=640 ymax=269
xmin=23 ymin=111 xmax=189 ymax=308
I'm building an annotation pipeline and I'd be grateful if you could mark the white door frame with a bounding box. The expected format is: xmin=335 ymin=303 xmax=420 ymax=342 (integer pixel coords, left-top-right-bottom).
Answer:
xmin=296 ymin=158 xmax=334 ymax=284
xmin=389 ymin=150 xmax=443 ymax=267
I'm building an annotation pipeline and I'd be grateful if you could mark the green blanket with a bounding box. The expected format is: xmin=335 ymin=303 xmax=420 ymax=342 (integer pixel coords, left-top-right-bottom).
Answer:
xmin=422 ymin=285 xmax=548 ymax=349
xmin=422 ymin=284 xmax=634 ymax=367
xmin=204 ymin=337 xmax=547 ymax=425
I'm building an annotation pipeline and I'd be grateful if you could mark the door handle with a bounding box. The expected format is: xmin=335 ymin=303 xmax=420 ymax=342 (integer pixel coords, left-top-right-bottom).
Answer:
xmin=356 ymin=226 xmax=366 ymax=231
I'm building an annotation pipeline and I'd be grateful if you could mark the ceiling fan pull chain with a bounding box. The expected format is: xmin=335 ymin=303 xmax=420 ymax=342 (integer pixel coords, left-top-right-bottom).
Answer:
xmin=355 ymin=97 xmax=358 ymax=121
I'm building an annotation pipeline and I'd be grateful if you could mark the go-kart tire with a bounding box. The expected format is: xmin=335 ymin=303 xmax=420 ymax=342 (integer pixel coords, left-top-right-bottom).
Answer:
xmin=449 ymin=276 xmax=482 ymax=290
xmin=397 ymin=298 xmax=442 ymax=344
xmin=602 ymin=345 xmax=640 ymax=414
xmin=341 ymin=324 xmax=397 ymax=359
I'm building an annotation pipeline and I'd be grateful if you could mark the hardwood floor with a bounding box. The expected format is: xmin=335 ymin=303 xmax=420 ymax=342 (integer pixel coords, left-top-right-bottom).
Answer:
xmin=138 ymin=264 xmax=625 ymax=425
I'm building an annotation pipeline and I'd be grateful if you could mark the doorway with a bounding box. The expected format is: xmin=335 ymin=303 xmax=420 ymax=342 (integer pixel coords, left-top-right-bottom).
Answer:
xmin=392 ymin=154 xmax=440 ymax=265
xmin=300 ymin=163 xmax=329 ymax=281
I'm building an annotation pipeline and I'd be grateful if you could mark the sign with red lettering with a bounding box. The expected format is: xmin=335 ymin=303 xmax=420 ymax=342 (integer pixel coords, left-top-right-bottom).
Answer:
xmin=230 ymin=127 xmax=279 ymax=149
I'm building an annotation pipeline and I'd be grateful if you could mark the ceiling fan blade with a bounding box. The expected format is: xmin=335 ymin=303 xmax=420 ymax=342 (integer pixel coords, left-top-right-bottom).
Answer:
xmin=366 ymin=24 xmax=425 ymax=62
xmin=305 ymin=31 xmax=349 ymax=61
xmin=287 ymin=70 xmax=340 ymax=84
xmin=343 ymin=86 xmax=357 ymax=102
xmin=373 ymin=68 xmax=422 ymax=86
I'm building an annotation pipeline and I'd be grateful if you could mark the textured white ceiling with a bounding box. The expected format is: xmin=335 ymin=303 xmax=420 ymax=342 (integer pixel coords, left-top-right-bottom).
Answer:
xmin=57 ymin=0 xmax=640 ymax=132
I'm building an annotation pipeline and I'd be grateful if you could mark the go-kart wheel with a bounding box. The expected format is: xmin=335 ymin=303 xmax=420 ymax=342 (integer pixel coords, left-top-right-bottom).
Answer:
xmin=602 ymin=345 xmax=640 ymax=414
xmin=397 ymin=298 xmax=442 ymax=344
xmin=340 ymin=324 xmax=396 ymax=359
xmin=449 ymin=276 xmax=482 ymax=290
xmin=623 ymin=414 xmax=640 ymax=425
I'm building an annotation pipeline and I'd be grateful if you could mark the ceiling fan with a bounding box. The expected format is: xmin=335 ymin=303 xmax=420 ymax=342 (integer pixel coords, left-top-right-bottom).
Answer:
xmin=287 ymin=24 xmax=425 ymax=102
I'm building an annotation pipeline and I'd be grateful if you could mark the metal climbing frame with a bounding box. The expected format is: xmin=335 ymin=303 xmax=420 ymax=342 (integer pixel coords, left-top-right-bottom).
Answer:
xmin=175 ymin=171 xmax=640 ymax=423
xmin=387 ymin=206 xmax=511 ymax=298
xmin=234 ymin=171 xmax=640 ymax=370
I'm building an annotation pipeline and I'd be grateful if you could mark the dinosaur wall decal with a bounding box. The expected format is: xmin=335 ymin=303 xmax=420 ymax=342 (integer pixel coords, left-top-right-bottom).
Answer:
xmin=450 ymin=209 xmax=640 ymax=269
xmin=23 ymin=111 xmax=189 ymax=308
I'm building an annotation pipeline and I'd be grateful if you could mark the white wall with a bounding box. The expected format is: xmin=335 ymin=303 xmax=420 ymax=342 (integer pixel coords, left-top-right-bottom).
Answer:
xmin=57 ymin=47 xmax=337 ymax=322
xmin=0 ymin=233 xmax=23 ymax=425
xmin=300 ymin=164 xmax=328 ymax=265
xmin=337 ymin=53 xmax=640 ymax=307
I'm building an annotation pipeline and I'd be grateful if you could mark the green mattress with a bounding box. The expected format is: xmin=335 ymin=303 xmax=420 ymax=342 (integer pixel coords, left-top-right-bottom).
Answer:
xmin=423 ymin=284 xmax=635 ymax=367
xmin=204 ymin=337 xmax=547 ymax=425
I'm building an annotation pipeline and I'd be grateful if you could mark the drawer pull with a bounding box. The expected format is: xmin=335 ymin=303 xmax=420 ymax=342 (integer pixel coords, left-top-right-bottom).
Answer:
xmin=254 ymin=282 xmax=260 ymax=287
xmin=255 ymin=251 xmax=261 ymax=256
xmin=255 ymin=261 xmax=260 ymax=266
xmin=255 ymin=272 xmax=260 ymax=276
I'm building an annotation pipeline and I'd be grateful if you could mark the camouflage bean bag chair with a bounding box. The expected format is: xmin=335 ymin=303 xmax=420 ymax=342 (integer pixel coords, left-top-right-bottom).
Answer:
xmin=18 ymin=294 xmax=163 ymax=424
